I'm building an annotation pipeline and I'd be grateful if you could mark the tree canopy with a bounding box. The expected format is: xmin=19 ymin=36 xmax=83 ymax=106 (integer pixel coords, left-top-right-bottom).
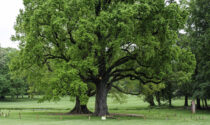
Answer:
xmin=13 ymin=0 xmax=189 ymax=116
xmin=0 ymin=47 xmax=27 ymax=99
xmin=187 ymin=0 xmax=210 ymax=102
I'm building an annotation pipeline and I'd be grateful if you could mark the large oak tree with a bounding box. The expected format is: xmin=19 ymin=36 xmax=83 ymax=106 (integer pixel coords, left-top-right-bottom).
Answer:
xmin=13 ymin=0 xmax=187 ymax=116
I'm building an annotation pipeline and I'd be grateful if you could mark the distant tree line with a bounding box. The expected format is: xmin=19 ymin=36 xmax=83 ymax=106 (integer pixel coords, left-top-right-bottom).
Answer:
xmin=0 ymin=47 xmax=28 ymax=100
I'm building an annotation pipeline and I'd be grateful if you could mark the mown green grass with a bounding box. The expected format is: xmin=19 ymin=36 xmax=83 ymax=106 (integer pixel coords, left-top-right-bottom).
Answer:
xmin=0 ymin=96 xmax=209 ymax=125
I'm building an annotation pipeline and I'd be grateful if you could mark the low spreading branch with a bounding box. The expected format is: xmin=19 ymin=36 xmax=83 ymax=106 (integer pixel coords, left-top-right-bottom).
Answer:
xmin=112 ymin=85 xmax=141 ymax=95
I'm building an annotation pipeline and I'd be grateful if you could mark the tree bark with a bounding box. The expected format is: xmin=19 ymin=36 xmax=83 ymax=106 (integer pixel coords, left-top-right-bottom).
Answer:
xmin=202 ymin=99 xmax=205 ymax=109
xmin=169 ymin=95 xmax=172 ymax=107
xmin=204 ymin=99 xmax=208 ymax=108
xmin=0 ymin=96 xmax=5 ymax=100
xmin=184 ymin=95 xmax=188 ymax=107
xmin=94 ymin=82 xmax=109 ymax=116
xmin=167 ymin=83 xmax=172 ymax=107
xmin=146 ymin=95 xmax=155 ymax=106
xmin=69 ymin=97 xmax=92 ymax=114
xmin=156 ymin=92 xmax=161 ymax=106
xmin=196 ymin=98 xmax=201 ymax=109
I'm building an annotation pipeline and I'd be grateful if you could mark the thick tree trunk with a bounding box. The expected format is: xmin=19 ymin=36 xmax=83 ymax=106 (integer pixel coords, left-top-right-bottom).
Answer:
xmin=146 ymin=95 xmax=155 ymax=106
xmin=169 ymin=95 xmax=172 ymax=107
xmin=167 ymin=83 xmax=172 ymax=107
xmin=149 ymin=98 xmax=155 ymax=106
xmin=0 ymin=96 xmax=5 ymax=100
xmin=69 ymin=97 xmax=92 ymax=114
xmin=156 ymin=92 xmax=161 ymax=106
xmin=94 ymin=82 xmax=109 ymax=116
xmin=184 ymin=95 xmax=188 ymax=107
xmin=28 ymin=94 xmax=34 ymax=99
xmin=202 ymin=99 xmax=205 ymax=109
xmin=204 ymin=99 xmax=208 ymax=108
xmin=196 ymin=98 xmax=201 ymax=109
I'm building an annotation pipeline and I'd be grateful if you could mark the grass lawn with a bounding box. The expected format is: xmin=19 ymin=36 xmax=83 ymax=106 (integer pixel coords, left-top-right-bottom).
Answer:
xmin=0 ymin=95 xmax=209 ymax=125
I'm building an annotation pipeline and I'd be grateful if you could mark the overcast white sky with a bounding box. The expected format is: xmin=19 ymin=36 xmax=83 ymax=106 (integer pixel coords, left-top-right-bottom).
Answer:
xmin=0 ymin=0 xmax=180 ymax=49
xmin=0 ymin=0 xmax=23 ymax=48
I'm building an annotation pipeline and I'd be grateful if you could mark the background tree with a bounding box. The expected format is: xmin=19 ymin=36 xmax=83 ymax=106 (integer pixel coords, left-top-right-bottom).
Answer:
xmin=111 ymin=79 xmax=163 ymax=106
xmin=0 ymin=47 xmax=27 ymax=100
xmin=175 ymin=33 xmax=195 ymax=107
xmin=187 ymin=0 xmax=210 ymax=109
xmin=0 ymin=47 xmax=10 ymax=99
xmin=163 ymin=37 xmax=196 ymax=106
xmin=9 ymin=78 xmax=27 ymax=99
xmin=143 ymin=44 xmax=196 ymax=107
xmin=141 ymin=83 xmax=164 ymax=106
xmin=13 ymin=0 xmax=188 ymax=116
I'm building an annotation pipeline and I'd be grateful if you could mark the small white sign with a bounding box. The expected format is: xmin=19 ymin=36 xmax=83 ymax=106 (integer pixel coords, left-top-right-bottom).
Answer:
xmin=101 ymin=116 xmax=106 ymax=120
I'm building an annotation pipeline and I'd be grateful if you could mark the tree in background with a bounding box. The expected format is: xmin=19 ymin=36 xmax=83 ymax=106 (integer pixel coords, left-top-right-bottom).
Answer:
xmin=187 ymin=0 xmax=210 ymax=109
xmin=141 ymin=83 xmax=164 ymax=106
xmin=0 ymin=47 xmax=27 ymax=100
xmin=12 ymin=0 xmax=187 ymax=116
xmin=9 ymin=78 xmax=28 ymax=99
xmin=174 ymin=33 xmax=195 ymax=107
xmin=0 ymin=47 xmax=10 ymax=99
xmin=142 ymin=44 xmax=196 ymax=107
xmin=163 ymin=34 xmax=196 ymax=106
xmin=110 ymin=79 xmax=163 ymax=106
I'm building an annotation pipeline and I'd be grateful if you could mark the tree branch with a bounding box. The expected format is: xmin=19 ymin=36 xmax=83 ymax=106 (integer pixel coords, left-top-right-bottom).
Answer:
xmin=107 ymin=56 xmax=135 ymax=74
xmin=51 ymin=31 xmax=69 ymax=62
xmin=112 ymin=85 xmax=141 ymax=95
xmin=43 ymin=54 xmax=69 ymax=62
xmin=109 ymin=71 xmax=161 ymax=85
xmin=95 ymin=0 xmax=101 ymax=16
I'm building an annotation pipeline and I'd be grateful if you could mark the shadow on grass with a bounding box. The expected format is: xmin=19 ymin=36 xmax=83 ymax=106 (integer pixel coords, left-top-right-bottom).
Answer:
xmin=0 ymin=107 xmax=66 ymax=110
xmin=0 ymin=97 xmax=40 ymax=102
xmin=109 ymin=105 xmax=210 ymax=114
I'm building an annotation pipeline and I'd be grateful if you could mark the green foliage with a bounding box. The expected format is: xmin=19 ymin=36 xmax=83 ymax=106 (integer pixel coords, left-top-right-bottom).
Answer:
xmin=160 ymin=39 xmax=196 ymax=104
xmin=139 ymin=82 xmax=165 ymax=105
xmin=140 ymin=83 xmax=165 ymax=96
xmin=109 ymin=88 xmax=128 ymax=104
xmin=9 ymin=78 xmax=27 ymax=98
xmin=12 ymin=0 xmax=189 ymax=114
xmin=187 ymin=0 xmax=210 ymax=99
xmin=0 ymin=75 xmax=10 ymax=98
xmin=0 ymin=47 xmax=27 ymax=99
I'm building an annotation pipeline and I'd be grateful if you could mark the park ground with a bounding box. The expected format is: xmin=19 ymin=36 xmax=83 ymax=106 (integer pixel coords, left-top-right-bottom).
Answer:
xmin=0 ymin=95 xmax=210 ymax=125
